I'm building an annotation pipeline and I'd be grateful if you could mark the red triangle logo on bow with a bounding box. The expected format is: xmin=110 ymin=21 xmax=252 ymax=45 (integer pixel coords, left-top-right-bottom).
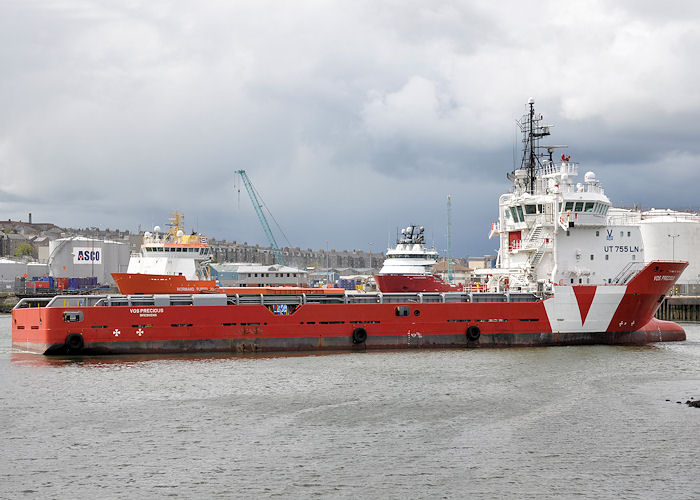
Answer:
xmin=573 ymin=285 xmax=597 ymax=325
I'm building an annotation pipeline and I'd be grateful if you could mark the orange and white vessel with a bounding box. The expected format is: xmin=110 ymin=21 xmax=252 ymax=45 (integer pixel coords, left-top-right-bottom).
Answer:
xmin=112 ymin=212 xmax=218 ymax=294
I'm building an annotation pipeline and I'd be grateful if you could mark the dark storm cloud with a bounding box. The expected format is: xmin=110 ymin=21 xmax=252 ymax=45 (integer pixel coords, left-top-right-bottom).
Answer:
xmin=1 ymin=1 xmax=699 ymax=258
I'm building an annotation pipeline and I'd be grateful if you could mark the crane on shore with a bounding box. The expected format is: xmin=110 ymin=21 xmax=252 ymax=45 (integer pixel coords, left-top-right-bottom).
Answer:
xmin=235 ymin=170 xmax=287 ymax=266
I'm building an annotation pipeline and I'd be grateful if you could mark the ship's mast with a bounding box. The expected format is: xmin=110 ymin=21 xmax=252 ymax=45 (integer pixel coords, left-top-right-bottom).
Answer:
xmin=517 ymin=98 xmax=551 ymax=194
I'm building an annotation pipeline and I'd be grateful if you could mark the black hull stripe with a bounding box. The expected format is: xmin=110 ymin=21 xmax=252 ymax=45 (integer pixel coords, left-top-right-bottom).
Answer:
xmin=14 ymin=329 xmax=686 ymax=355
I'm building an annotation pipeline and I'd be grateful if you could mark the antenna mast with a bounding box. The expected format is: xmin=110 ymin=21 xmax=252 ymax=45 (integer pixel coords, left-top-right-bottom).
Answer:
xmin=517 ymin=98 xmax=551 ymax=194
xmin=447 ymin=194 xmax=453 ymax=283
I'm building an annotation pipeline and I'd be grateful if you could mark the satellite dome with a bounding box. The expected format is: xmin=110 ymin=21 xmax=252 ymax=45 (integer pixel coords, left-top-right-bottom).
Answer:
xmin=584 ymin=171 xmax=596 ymax=183
xmin=154 ymin=225 xmax=161 ymax=233
xmin=176 ymin=230 xmax=184 ymax=237
xmin=144 ymin=231 xmax=151 ymax=238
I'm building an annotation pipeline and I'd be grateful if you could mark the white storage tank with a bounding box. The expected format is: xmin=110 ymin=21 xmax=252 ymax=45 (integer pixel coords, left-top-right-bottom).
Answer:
xmin=48 ymin=236 xmax=129 ymax=285
xmin=640 ymin=209 xmax=700 ymax=293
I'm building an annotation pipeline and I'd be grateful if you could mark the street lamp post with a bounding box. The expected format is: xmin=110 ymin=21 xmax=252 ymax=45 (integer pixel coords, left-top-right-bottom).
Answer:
xmin=369 ymin=242 xmax=373 ymax=270
xmin=668 ymin=233 xmax=680 ymax=261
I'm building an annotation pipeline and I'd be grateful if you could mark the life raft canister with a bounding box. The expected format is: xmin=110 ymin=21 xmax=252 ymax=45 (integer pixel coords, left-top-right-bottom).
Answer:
xmin=352 ymin=328 xmax=368 ymax=344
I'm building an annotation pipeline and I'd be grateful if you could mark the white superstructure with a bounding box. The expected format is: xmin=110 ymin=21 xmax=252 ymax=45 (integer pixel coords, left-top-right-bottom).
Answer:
xmin=483 ymin=99 xmax=645 ymax=292
xmin=126 ymin=212 xmax=211 ymax=280
xmin=377 ymin=225 xmax=438 ymax=275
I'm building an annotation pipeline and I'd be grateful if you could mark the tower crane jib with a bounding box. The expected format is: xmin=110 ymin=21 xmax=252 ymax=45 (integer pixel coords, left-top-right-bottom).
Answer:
xmin=235 ymin=170 xmax=286 ymax=266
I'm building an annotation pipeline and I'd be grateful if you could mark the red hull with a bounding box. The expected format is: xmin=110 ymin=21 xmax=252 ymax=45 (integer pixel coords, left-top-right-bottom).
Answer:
xmin=112 ymin=273 xmax=217 ymax=294
xmin=374 ymin=274 xmax=464 ymax=293
xmin=112 ymin=272 xmax=344 ymax=296
xmin=14 ymin=261 xmax=687 ymax=355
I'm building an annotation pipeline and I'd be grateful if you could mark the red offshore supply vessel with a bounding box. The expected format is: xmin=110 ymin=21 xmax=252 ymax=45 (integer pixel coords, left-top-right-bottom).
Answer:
xmin=374 ymin=225 xmax=465 ymax=293
xmin=11 ymin=100 xmax=690 ymax=355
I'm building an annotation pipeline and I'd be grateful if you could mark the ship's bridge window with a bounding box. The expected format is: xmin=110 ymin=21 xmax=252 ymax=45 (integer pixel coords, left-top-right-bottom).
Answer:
xmin=517 ymin=205 xmax=524 ymax=221
xmin=537 ymin=204 xmax=544 ymax=214
xmin=565 ymin=202 xmax=574 ymax=211
xmin=584 ymin=202 xmax=594 ymax=212
xmin=525 ymin=204 xmax=536 ymax=215
xmin=574 ymin=202 xmax=584 ymax=212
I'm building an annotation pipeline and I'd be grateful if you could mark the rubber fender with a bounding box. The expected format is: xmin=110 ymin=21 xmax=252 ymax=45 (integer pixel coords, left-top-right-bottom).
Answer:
xmin=65 ymin=333 xmax=85 ymax=351
xmin=352 ymin=328 xmax=368 ymax=344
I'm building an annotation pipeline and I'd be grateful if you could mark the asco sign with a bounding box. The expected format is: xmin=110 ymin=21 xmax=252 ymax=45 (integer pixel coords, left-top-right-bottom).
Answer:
xmin=73 ymin=247 xmax=102 ymax=264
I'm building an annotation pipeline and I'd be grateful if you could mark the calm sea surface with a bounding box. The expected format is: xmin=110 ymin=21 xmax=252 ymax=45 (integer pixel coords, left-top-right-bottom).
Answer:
xmin=1 ymin=315 xmax=699 ymax=499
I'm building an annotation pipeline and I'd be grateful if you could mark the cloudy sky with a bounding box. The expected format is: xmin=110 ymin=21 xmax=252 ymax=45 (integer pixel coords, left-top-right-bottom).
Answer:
xmin=1 ymin=1 xmax=699 ymax=257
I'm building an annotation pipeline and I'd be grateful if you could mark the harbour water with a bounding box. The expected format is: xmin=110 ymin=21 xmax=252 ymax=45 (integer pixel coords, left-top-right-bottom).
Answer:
xmin=1 ymin=314 xmax=699 ymax=498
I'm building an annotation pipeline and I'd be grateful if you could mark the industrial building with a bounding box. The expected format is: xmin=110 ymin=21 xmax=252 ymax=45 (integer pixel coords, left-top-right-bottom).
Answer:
xmin=48 ymin=236 xmax=129 ymax=285
xmin=209 ymin=263 xmax=308 ymax=287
